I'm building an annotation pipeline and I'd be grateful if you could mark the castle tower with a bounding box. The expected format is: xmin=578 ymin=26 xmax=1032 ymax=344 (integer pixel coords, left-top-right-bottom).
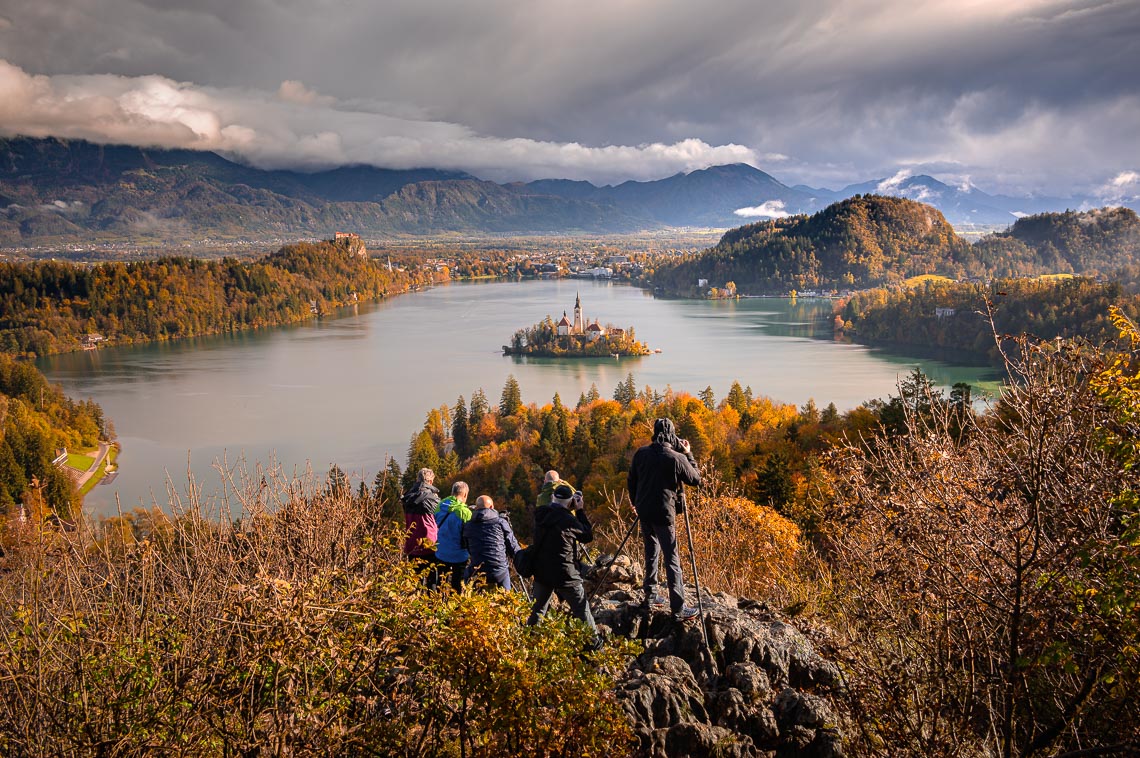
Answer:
xmin=573 ymin=292 xmax=584 ymax=334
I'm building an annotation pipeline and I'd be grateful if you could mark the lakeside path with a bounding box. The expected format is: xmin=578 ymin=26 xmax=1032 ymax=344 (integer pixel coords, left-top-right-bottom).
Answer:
xmin=71 ymin=441 xmax=110 ymax=489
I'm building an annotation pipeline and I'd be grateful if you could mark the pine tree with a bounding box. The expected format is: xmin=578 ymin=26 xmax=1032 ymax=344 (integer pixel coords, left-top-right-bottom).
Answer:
xmin=327 ymin=464 xmax=349 ymax=499
xmin=613 ymin=372 xmax=637 ymax=407
xmin=699 ymin=385 xmax=716 ymax=410
xmin=500 ymin=375 xmax=523 ymax=416
xmin=586 ymin=383 xmax=600 ymax=403
xmin=726 ymin=381 xmax=749 ymax=414
xmin=404 ymin=429 xmax=441 ymax=489
xmin=451 ymin=395 xmax=471 ymax=460
xmin=470 ymin=389 xmax=488 ymax=429
xmin=374 ymin=458 xmax=402 ymax=515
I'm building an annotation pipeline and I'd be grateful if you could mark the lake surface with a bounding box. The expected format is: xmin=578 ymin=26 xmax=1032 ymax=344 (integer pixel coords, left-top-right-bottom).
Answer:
xmin=38 ymin=279 xmax=1001 ymax=516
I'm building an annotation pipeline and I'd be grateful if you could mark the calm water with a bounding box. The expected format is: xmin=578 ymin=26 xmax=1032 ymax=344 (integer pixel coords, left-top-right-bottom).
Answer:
xmin=38 ymin=279 xmax=1000 ymax=515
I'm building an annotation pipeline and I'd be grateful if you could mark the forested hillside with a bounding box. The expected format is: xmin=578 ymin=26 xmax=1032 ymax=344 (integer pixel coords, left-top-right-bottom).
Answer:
xmin=651 ymin=201 xmax=1140 ymax=296
xmin=0 ymin=355 xmax=108 ymax=518
xmin=838 ymin=276 xmax=1140 ymax=362
xmin=649 ymin=195 xmax=971 ymax=294
xmin=971 ymin=206 xmax=1140 ymax=277
xmin=0 ymin=240 xmax=434 ymax=356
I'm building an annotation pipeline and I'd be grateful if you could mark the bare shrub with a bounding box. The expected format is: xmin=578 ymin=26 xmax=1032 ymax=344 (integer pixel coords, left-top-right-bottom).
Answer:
xmin=0 ymin=463 xmax=633 ymax=757
xmin=823 ymin=334 xmax=1140 ymax=756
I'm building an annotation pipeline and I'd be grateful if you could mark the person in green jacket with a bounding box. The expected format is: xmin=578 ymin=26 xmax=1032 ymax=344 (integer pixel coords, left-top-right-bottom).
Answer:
xmin=536 ymin=470 xmax=568 ymax=511
xmin=434 ymin=481 xmax=473 ymax=591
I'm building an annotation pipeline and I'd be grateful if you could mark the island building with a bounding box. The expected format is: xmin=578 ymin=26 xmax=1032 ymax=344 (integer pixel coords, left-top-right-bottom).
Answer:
xmin=555 ymin=292 xmax=607 ymax=341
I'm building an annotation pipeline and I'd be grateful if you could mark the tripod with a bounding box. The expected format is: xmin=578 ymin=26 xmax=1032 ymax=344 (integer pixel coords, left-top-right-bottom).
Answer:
xmin=586 ymin=512 xmax=641 ymax=602
xmin=681 ymin=487 xmax=711 ymax=651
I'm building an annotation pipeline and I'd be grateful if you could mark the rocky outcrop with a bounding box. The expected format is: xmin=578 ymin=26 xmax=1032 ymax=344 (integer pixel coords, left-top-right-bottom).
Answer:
xmin=588 ymin=555 xmax=844 ymax=758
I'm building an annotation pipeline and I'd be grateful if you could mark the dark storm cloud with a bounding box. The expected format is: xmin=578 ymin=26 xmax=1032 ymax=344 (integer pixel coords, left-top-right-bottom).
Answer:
xmin=0 ymin=0 xmax=1136 ymax=193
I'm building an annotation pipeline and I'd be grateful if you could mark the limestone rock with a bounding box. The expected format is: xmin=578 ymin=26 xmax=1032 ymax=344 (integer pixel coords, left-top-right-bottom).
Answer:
xmin=589 ymin=558 xmax=845 ymax=758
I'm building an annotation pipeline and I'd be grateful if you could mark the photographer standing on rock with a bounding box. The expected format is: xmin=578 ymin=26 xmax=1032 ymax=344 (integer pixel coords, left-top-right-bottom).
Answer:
xmin=628 ymin=418 xmax=701 ymax=621
xmin=527 ymin=484 xmax=601 ymax=649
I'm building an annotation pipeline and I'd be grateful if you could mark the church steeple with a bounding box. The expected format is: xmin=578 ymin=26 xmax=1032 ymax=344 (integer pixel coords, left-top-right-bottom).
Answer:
xmin=573 ymin=291 xmax=584 ymax=334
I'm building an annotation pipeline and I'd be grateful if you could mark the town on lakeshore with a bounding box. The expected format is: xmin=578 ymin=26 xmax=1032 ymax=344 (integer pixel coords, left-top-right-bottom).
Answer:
xmin=503 ymin=291 xmax=653 ymax=357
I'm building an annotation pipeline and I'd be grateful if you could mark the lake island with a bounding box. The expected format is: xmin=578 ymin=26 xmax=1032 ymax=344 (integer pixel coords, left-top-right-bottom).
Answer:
xmin=503 ymin=291 xmax=652 ymax=357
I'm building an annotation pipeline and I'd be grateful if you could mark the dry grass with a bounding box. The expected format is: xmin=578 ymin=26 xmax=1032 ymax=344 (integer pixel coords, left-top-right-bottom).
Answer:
xmin=0 ymin=464 xmax=633 ymax=757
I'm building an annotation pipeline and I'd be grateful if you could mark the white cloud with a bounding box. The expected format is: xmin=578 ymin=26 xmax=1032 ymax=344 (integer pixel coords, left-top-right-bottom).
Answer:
xmin=876 ymin=169 xmax=912 ymax=193
xmin=735 ymin=199 xmax=790 ymax=218
xmin=1111 ymin=170 xmax=1139 ymax=188
xmin=277 ymin=81 xmax=336 ymax=107
xmin=0 ymin=59 xmax=756 ymax=184
xmin=1095 ymin=169 xmax=1140 ymax=200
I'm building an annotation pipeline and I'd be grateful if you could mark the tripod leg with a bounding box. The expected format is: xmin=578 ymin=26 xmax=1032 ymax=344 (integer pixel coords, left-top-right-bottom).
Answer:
xmin=586 ymin=515 xmax=640 ymax=602
xmin=682 ymin=500 xmax=711 ymax=652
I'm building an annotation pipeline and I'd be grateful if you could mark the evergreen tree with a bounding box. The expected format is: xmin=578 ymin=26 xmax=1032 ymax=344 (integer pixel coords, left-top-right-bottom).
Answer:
xmin=800 ymin=398 xmax=820 ymax=424
xmin=500 ymin=375 xmax=523 ymax=416
xmin=613 ymin=372 xmax=637 ymax=407
xmin=699 ymin=385 xmax=716 ymax=410
xmin=821 ymin=402 xmax=840 ymax=425
xmin=403 ymin=429 xmax=441 ymax=489
xmin=756 ymin=450 xmax=795 ymax=512
xmin=373 ymin=458 xmax=402 ymax=514
xmin=451 ymin=395 xmax=471 ymax=460
xmin=327 ymin=464 xmax=349 ymax=499
xmin=726 ymin=381 xmax=749 ymax=414
xmin=586 ymin=383 xmax=600 ymax=403
xmin=470 ymin=389 xmax=489 ymax=429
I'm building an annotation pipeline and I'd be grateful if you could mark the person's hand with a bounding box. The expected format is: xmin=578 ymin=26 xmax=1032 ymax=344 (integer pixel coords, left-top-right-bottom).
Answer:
xmin=573 ymin=491 xmax=584 ymax=510
xmin=679 ymin=438 xmax=691 ymax=453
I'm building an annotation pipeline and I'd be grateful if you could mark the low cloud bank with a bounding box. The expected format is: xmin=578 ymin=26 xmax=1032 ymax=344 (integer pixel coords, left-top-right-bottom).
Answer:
xmin=735 ymin=200 xmax=790 ymax=219
xmin=0 ymin=60 xmax=755 ymax=184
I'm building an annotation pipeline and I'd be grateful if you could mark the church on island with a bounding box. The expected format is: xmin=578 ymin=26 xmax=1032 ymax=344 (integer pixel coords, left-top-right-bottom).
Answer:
xmin=554 ymin=293 xmax=619 ymax=341
xmin=503 ymin=291 xmax=648 ymax=357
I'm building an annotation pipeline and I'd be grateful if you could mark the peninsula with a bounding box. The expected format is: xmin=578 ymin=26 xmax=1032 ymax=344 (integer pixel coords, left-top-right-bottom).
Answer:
xmin=503 ymin=292 xmax=651 ymax=357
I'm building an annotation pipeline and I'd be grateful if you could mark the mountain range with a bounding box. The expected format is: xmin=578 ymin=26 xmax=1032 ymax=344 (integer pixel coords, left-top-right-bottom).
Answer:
xmin=0 ymin=136 xmax=1134 ymax=244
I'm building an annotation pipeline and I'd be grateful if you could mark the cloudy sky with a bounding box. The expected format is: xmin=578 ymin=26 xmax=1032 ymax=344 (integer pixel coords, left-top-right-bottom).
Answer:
xmin=0 ymin=0 xmax=1137 ymax=196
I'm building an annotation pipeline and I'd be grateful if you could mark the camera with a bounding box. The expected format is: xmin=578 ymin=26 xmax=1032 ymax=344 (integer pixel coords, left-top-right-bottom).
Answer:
xmin=573 ymin=490 xmax=584 ymax=507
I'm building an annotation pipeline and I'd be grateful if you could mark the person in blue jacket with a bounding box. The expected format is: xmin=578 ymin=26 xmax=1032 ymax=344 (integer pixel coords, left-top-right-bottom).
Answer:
xmin=462 ymin=495 xmax=522 ymax=590
xmin=434 ymin=481 xmax=472 ymax=591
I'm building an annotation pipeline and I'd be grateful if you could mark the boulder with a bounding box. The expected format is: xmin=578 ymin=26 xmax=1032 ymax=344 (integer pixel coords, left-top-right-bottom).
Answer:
xmin=587 ymin=556 xmax=844 ymax=758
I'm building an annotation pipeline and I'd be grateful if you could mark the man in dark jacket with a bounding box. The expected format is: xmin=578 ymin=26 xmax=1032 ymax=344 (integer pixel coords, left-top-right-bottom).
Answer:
xmin=628 ymin=418 xmax=701 ymax=621
xmin=401 ymin=467 xmax=442 ymax=589
xmin=527 ymin=484 xmax=600 ymax=647
xmin=463 ymin=495 xmax=522 ymax=590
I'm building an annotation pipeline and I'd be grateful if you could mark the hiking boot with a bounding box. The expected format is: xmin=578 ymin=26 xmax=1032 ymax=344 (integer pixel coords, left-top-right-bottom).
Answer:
xmin=644 ymin=593 xmax=668 ymax=608
xmin=674 ymin=606 xmax=700 ymax=622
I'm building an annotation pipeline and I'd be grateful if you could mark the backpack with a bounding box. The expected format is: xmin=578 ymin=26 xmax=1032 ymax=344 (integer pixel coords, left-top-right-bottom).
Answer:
xmin=512 ymin=523 xmax=546 ymax=579
xmin=512 ymin=544 xmax=537 ymax=579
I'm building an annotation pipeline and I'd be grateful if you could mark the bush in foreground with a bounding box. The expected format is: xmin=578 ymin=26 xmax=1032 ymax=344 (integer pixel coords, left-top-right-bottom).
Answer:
xmin=0 ymin=478 xmax=633 ymax=757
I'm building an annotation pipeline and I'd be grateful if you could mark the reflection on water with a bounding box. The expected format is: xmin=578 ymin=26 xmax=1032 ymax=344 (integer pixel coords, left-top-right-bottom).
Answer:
xmin=39 ymin=280 xmax=1001 ymax=515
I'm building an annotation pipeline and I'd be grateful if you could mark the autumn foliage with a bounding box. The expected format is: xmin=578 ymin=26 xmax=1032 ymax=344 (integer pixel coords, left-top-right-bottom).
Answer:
xmin=0 ymin=475 xmax=634 ymax=757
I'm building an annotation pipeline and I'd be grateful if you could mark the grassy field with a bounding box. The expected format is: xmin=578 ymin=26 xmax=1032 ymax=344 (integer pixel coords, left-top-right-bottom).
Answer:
xmin=78 ymin=446 xmax=118 ymax=497
xmin=66 ymin=452 xmax=95 ymax=470
xmin=902 ymin=274 xmax=956 ymax=287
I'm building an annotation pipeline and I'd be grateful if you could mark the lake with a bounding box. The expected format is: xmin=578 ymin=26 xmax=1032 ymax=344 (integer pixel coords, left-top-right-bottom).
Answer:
xmin=38 ymin=279 xmax=1001 ymax=516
